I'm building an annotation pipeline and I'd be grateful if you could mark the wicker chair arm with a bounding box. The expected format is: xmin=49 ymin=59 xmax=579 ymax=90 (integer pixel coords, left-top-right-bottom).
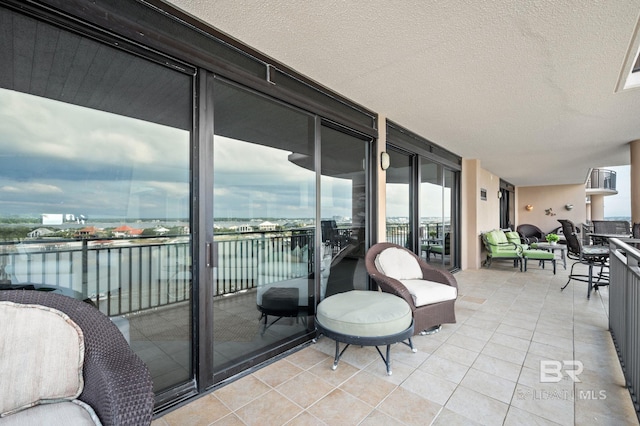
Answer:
xmin=419 ymin=265 xmax=458 ymax=290
xmin=369 ymin=272 xmax=417 ymax=310
xmin=80 ymin=327 xmax=154 ymax=426
xmin=0 ymin=290 xmax=154 ymax=426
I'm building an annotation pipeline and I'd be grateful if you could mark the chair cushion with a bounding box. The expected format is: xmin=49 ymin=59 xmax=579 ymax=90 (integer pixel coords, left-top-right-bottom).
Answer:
xmin=399 ymin=279 xmax=458 ymax=306
xmin=523 ymin=250 xmax=555 ymax=260
xmin=430 ymin=245 xmax=444 ymax=254
xmin=374 ymin=248 xmax=423 ymax=280
xmin=316 ymin=290 xmax=412 ymax=337
xmin=504 ymin=231 xmax=520 ymax=244
xmin=485 ymin=230 xmax=508 ymax=245
xmin=0 ymin=400 xmax=101 ymax=426
xmin=0 ymin=301 xmax=84 ymax=417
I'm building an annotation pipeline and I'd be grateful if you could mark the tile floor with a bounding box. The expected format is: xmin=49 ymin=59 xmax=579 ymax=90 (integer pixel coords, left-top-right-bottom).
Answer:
xmin=152 ymin=262 xmax=639 ymax=425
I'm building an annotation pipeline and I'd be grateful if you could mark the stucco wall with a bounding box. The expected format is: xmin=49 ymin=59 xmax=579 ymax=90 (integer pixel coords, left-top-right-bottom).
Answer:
xmin=516 ymin=184 xmax=586 ymax=233
xmin=461 ymin=159 xmax=502 ymax=270
xmin=477 ymin=168 xmax=501 ymax=233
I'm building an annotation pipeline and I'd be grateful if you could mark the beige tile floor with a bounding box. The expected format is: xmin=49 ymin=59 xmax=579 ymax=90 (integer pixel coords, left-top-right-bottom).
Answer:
xmin=152 ymin=262 xmax=639 ymax=425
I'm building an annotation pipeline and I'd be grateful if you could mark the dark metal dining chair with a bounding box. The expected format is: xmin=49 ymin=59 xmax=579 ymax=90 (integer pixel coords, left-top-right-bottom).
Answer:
xmin=560 ymin=231 xmax=609 ymax=299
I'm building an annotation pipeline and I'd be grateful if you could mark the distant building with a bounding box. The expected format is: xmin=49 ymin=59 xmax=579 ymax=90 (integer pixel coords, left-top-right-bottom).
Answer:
xmin=259 ymin=221 xmax=276 ymax=231
xmin=42 ymin=214 xmax=63 ymax=225
xmin=235 ymin=224 xmax=253 ymax=233
xmin=75 ymin=226 xmax=98 ymax=239
xmin=154 ymin=226 xmax=170 ymax=235
xmin=113 ymin=225 xmax=143 ymax=237
xmin=27 ymin=228 xmax=54 ymax=238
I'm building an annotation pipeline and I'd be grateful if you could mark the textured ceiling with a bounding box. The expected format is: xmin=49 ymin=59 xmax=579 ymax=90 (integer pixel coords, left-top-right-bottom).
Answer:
xmin=166 ymin=0 xmax=640 ymax=187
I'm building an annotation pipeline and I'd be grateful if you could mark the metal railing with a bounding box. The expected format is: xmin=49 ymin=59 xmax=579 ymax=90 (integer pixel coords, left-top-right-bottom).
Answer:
xmin=0 ymin=237 xmax=191 ymax=317
xmin=608 ymin=237 xmax=640 ymax=415
xmin=587 ymin=168 xmax=617 ymax=191
xmin=0 ymin=222 xmax=445 ymax=318
xmin=386 ymin=222 xmax=449 ymax=247
xmin=0 ymin=230 xmax=319 ymax=317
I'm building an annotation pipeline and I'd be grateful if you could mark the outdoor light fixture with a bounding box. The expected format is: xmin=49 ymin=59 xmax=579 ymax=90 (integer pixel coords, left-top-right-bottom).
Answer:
xmin=525 ymin=204 xmax=533 ymax=211
xmin=497 ymin=191 xmax=502 ymax=199
xmin=380 ymin=152 xmax=390 ymax=170
xmin=565 ymin=204 xmax=574 ymax=211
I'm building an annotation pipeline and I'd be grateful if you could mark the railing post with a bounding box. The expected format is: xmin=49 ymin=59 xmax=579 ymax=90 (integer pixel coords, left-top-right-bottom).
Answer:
xmin=82 ymin=239 xmax=88 ymax=298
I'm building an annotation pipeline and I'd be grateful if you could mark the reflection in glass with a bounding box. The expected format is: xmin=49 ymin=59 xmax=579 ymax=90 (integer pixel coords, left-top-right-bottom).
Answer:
xmin=0 ymin=7 xmax=192 ymax=395
xmin=212 ymin=80 xmax=315 ymax=375
xmin=321 ymin=126 xmax=370 ymax=298
xmin=420 ymin=159 xmax=454 ymax=268
xmin=385 ymin=149 xmax=412 ymax=247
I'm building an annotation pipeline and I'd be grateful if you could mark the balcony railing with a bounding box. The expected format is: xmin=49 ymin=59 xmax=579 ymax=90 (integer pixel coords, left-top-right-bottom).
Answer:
xmin=0 ymin=223 xmax=444 ymax=318
xmin=386 ymin=222 xmax=450 ymax=247
xmin=587 ymin=168 xmax=617 ymax=191
xmin=0 ymin=229 xmax=322 ymax=317
xmin=608 ymin=237 xmax=640 ymax=415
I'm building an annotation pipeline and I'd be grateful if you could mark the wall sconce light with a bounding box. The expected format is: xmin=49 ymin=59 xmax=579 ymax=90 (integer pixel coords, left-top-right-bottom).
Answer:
xmin=497 ymin=191 xmax=502 ymax=199
xmin=565 ymin=203 xmax=574 ymax=211
xmin=525 ymin=204 xmax=533 ymax=211
xmin=380 ymin=152 xmax=390 ymax=170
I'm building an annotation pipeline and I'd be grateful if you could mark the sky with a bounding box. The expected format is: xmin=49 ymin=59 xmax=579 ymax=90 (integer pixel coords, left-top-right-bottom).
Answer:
xmin=0 ymin=88 xmax=190 ymax=220
xmin=0 ymin=88 xmax=357 ymax=221
xmin=1 ymin=86 xmax=632 ymax=223
xmin=604 ymin=165 xmax=631 ymax=218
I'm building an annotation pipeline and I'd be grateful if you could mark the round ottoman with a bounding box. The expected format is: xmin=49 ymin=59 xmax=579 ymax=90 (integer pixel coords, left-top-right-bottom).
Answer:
xmin=315 ymin=290 xmax=415 ymax=375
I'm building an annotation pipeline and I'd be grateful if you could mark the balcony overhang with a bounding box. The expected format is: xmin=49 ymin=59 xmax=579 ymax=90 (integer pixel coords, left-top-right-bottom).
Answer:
xmin=586 ymin=188 xmax=618 ymax=197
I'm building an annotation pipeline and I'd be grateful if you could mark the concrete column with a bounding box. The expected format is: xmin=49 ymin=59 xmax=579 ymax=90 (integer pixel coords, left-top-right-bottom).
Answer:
xmin=461 ymin=159 xmax=480 ymax=270
xmin=631 ymin=140 xmax=640 ymax=224
xmin=590 ymin=195 xmax=605 ymax=220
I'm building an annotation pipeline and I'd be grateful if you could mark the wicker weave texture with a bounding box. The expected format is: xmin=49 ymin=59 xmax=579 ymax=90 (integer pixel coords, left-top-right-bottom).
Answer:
xmin=0 ymin=290 xmax=154 ymax=426
xmin=365 ymin=243 xmax=457 ymax=335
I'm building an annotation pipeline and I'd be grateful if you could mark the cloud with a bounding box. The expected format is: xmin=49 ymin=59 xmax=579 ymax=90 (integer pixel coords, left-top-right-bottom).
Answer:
xmin=0 ymin=183 xmax=63 ymax=194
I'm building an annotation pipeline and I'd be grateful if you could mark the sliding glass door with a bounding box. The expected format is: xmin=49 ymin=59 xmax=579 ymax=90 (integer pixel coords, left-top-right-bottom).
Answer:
xmin=320 ymin=125 xmax=371 ymax=298
xmin=385 ymin=144 xmax=459 ymax=270
xmin=420 ymin=159 xmax=456 ymax=269
xmin=0 ymin=6 xmax=193 ymax=397
xmin=211 ymin=79 xmax=316 ymax=378
xmin=209 ymin=78 xmax=373 ymax=381
xmin=385 ymin=149 xmax=413 ymax=248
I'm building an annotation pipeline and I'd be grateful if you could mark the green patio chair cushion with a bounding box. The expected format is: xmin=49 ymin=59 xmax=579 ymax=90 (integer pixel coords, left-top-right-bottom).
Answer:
xmin=523 ymin=250 xmax=554 ymax=260
xmin=485 ymin=230 xmax=508 ymax=245
xmin=484 ymin=230 xmax=521 ymax=254
xmin=505 ymin=231 xmax=529 ymax=249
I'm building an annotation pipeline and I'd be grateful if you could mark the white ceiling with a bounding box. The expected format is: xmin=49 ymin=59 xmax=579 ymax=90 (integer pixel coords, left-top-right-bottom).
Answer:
xmin=167 ymin=0 xmax=640 ymax=187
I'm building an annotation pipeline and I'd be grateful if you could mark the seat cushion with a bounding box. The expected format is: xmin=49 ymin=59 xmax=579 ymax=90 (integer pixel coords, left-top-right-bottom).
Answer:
xmin=0 ymin=400 xmax=101 ymax=426
xmin=485 ymin=230 xmax=508 ymax=245
xmin=399 ymin=279 xmax=458 ymax=306
xmin=316 ymin=290 xmax=411 ymax=337
xmin=0 ymin=301 xmax=84 ymax=417
xmin=374 ymin=247 xmax=423 ymax=280
xmin=523 ymin=250 xmax=554 ymax=260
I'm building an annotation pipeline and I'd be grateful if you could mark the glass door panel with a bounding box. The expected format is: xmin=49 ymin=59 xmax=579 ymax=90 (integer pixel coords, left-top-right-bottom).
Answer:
xmin=320 ymin=125 xmax=370 ymax=298
xmin=212 ymin=80 xmax=315 ymax=376
xmin=0 ymin=6 xmax=193 ymax=395
xmin=420 ymin=159 xmax=448 ymax=266
xmin=385 ymin=149 xmax=412 ymax=248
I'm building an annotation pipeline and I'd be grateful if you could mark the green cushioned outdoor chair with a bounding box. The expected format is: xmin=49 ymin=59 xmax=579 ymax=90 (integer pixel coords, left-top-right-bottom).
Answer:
xmin=481 ymin=229 xmax=523 ymax=270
